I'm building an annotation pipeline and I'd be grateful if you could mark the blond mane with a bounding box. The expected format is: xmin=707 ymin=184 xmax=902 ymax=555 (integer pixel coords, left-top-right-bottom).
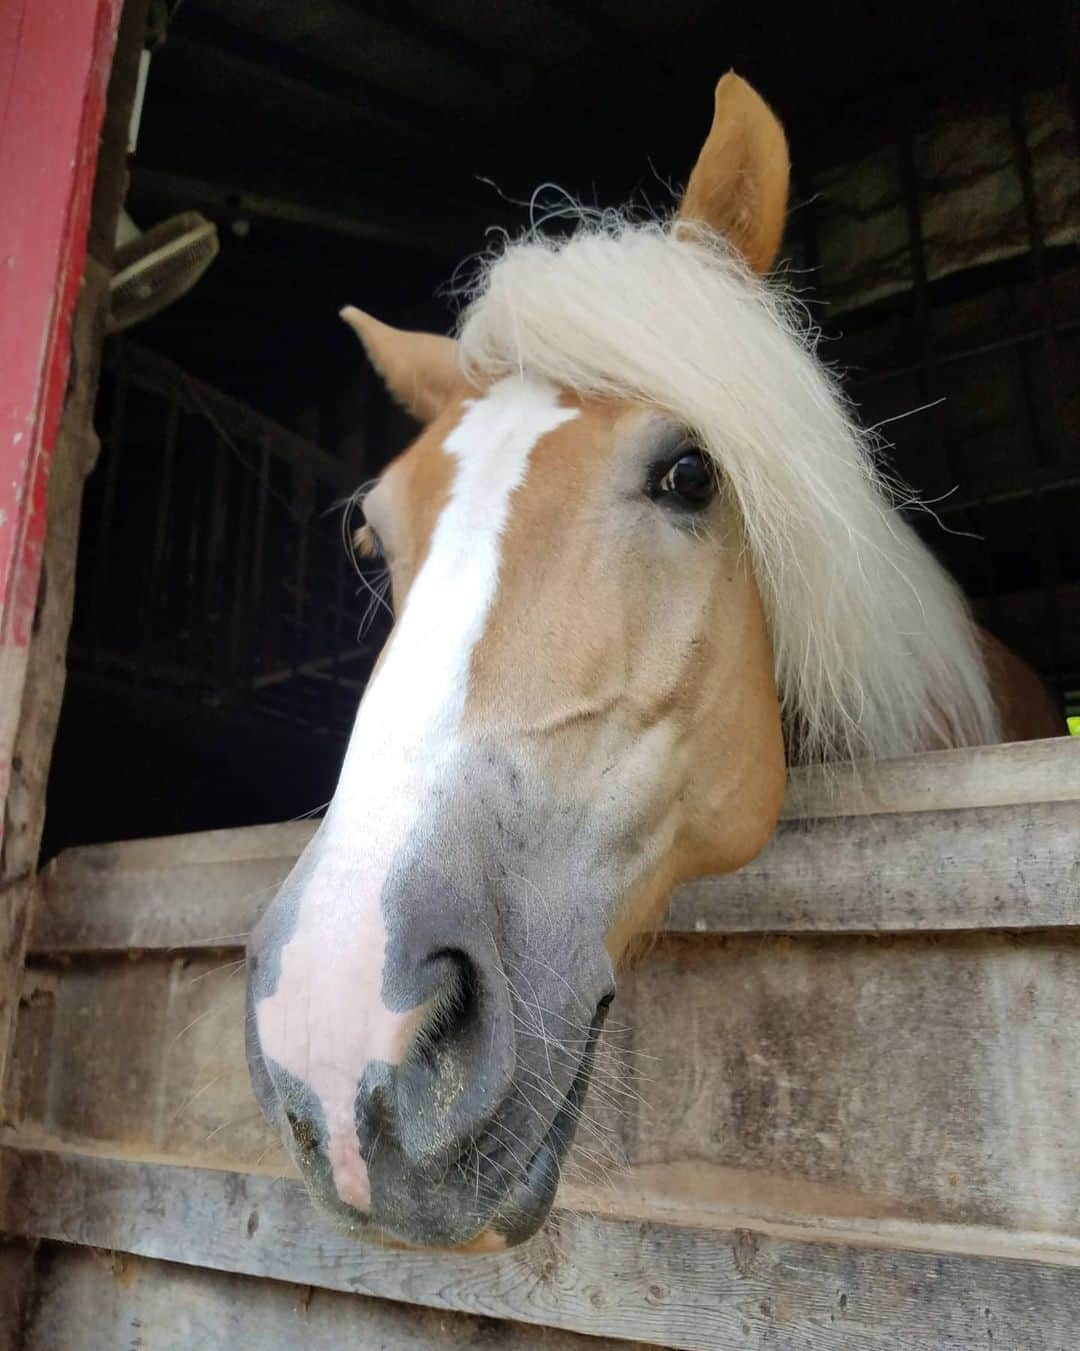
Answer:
xmin=456 ymin=216 xmax=1000 ymax=764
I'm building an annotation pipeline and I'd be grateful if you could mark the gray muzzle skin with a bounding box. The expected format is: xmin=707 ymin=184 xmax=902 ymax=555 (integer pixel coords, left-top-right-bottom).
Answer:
xmin=246 ymin=748 xmax=620 ymax=1249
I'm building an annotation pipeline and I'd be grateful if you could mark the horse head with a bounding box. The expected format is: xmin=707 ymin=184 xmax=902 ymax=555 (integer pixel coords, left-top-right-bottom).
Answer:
xmin=246 ymin=74 xmax=997 ymax=1249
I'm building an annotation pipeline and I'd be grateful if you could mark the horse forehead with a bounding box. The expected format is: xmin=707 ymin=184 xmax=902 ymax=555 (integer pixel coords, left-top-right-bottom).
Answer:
xmin=517 ymin=394 xmax=646 ymax=478
xmin=390 ymin=384 xmax=639 ymax=525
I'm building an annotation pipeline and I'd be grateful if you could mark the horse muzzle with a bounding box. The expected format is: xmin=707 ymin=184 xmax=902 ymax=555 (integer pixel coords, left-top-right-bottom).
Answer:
xmin=245 ymin=839 xmax=615 ymax=1249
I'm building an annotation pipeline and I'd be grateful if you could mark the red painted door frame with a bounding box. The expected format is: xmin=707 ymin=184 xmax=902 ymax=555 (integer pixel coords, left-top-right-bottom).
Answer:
xmin=0 ymin=0 xmax=123 ymax=824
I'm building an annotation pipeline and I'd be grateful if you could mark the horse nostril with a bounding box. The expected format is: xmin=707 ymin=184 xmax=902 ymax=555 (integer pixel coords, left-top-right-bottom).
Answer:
xmin=595 ymin=991 xmax=615 ymax=1027
xmin=416 ymin=948 xmax=481 ymax=1064
xmin=356 ymin=945 xmax=504 ymax=1167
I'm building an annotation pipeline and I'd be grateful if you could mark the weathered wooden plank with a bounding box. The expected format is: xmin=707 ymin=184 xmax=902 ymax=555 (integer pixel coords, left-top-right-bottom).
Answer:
xmin=616 ymin=932 xmax=1080 ymax=1238
xmin=34 ymin=821 xmax=316 ymax=953
xmin=35 ymin=855 xmax=285 ymax=951
xmin=0 ymin=876 xmax=35 ymax=1120
xmin=780 ymin=735 xmax=1079 ymax=820
xmin=1 ymin=261 xmax=110 ymax=884
xmin=5 ymin=1146 xmax=1080 ymax=1351
xmin=15 ymin=931 xmax=1080 ymax=1246
xmin=670 ymin=799 xmax=1080 ymax=933
xmin=43 ymin=819 xmax=317 ymax=871
xmin=32 ymin=793 xmax=1080 ymax=953
xmin=0 ymin=265 xmax=112 ymax=1150
xmin=8 ymin=967 xmax=58 ymax=1133
xmin=25 ymin=1245 xmax=658 ymax=1351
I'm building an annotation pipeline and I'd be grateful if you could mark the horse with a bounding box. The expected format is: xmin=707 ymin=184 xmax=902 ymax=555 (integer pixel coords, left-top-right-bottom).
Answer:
xmin=245 ymin=73 xmax=1063 ymax=1254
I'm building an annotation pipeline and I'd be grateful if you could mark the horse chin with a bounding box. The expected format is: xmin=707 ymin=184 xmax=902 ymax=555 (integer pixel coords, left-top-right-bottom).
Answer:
xmin=290 ymin=1020 xmax=602 ymax=1253
xmin=295 ymin=1111 xmax=570 ymax=1252
xmin=487 ymin=1025 xmax=602 ymax=1246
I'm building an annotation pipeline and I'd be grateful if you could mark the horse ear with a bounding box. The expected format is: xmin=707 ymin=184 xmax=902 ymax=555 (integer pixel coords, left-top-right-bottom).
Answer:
xmin=675 ymin=72 xmax=790 ymax=275
xmin=340 ymin=306 xmax=460 ymax=424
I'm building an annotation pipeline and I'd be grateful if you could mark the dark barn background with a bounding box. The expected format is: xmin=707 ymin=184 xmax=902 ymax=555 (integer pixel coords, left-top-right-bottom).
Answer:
xmin=44 ymin=0 xmax=1079 ymax=856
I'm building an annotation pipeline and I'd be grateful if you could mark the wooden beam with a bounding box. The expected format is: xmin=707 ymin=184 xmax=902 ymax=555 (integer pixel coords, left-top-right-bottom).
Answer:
xmin=87 ymin=0 xmax=151 ymax=268
xmin=174 ymin=1 xmax=633 ymax=167
xmin=29 ymin=800 xmax=1079 ymax=952
xmin=781 ymin=736 xmax=1080 ymax=819
xmin=133 ymin=87 xmax=509 ymax=258
xmin=17 ymin=912 xmax=1080 ymax=1276
xmin=333 ymin=0 xmax=652 ymax=150
xmin=541 ymin=0 xmax=678 ymax=86
xmin=34 ymin=822 xmax=313 ymax=953
xmin=6 ymin=1145 xmax=1080 ymax=1351
xmin=24 ymin=1245 xmax=646 ymax=1351
xmin=30 ymin=739 xmax=1080 ymax=954
xmin=165 ymin=8 xmax=508 ymax=169
xmin=336 ymin=0 xmax=501 ymax=84
xmin=0 ymin=274 xmax=110 ymax=1104
xmin=669 ymin=798 xmax=1080 ymax=934
xmin=130 ymin=166 xmax=473 ymax=258
xmin=2 ymin=263 xmax=111 ymax=885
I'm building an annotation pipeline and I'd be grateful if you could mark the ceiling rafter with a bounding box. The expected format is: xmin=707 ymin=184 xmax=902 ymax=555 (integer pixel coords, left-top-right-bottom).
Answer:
xmin=337 ymin=0 xmax=502 ymax=83
xmin=168 ymin=7 xmax=512 ymax=172
xmin=131 ymin=165 xmax=479 ymax=257
xmin=171 ymin=2 xmax=639 ymax=188
xmin=301 ymin=0 xmax=653 ymax=158
xmin=541 ymin=0 xmax=680 ymax=86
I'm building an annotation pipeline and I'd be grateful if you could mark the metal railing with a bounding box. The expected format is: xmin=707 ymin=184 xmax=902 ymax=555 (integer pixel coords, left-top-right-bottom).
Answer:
xmin=71 ymin=340 xmax=386 ymax=735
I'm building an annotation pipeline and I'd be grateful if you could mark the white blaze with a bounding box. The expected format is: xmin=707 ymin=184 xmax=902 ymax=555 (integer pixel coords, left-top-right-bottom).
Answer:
xmin=256 ymin=377 xmax=578 ymax=1210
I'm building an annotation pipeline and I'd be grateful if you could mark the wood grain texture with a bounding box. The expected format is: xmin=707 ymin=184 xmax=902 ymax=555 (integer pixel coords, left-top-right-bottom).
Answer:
xmin=669 ymin=799 xmax=1080 ymax=933
xmin=615 ymin=932 xmax=1080 ymax=1237
xmin=33 ymin=821 xmax=316 ymax=953
xmin=1 ymin=261 xmax=110 ymax=883
xmin=779 ymin=736 xmax=1079 ymax=819
xmin=6 ymin=1146 xmax=1080 ymax=1351
xmin=0 ymin=877 xmax=34 ymax=1128
xmin=33 ymin=791 xmax=1080 ymax=953
xmin=0 ymin=260 xmax=116 ymax=1136
xmin=10 ymin=740 xmax=1080 ymax=1345
xmin=25 ymin=1245 xmax=659 ymax=1351
xmin=14 ymin=931 xmax=1080 ymax=1245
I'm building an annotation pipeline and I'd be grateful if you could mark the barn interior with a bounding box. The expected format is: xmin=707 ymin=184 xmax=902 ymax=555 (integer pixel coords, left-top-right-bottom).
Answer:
xmin=43 ymin=0 xmax=1079 ymax=857
xmin=7 ymin=5 xmax=1080 ymax=1343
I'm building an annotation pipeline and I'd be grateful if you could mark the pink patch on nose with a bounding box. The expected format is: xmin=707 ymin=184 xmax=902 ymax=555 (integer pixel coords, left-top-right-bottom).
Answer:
xmin=328 ymin=1115 xmax=372 ymax=1211
xmin=255 ymin=858 xmax=426 ymax=1214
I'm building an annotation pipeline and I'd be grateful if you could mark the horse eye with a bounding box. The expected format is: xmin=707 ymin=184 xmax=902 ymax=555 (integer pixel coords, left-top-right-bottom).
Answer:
xmin=649 ymin=447 xmax=717 ymax=509
xmin=354 ymin=523 xmax=386 ymax=562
